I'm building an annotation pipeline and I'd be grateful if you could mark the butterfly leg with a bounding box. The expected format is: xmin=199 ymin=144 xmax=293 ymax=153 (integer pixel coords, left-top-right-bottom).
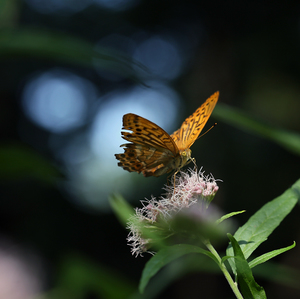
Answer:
xmin=166 ymin=170 xmax=176 ymax=187
xmin=171 ymin=170 xmax=180 ymax=193
xmin=173 ymin=171 xmax=177 ymax=190
xmin=166 ymin=173 xmax=171 ymax=185
xmin=191 ymin=157 xmax=198 ymax=172
xmin=180 ymin=157 xmax=197 ymax=172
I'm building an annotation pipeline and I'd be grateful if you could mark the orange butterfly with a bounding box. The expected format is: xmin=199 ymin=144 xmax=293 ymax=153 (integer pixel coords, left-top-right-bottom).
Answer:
xmin=115 ymin=91 xmax=219 ymax=177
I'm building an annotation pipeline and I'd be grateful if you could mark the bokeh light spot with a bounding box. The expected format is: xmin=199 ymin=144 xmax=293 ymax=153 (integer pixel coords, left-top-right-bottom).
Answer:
xmin=133 ymin=35 xmax=183 ymax=80
xmin=22 ymin=69 xmax=96 ymax=133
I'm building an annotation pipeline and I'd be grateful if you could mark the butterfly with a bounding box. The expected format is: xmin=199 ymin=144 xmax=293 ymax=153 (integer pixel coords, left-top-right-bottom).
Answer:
xmin=115 ymin=91 xmax=219 ymax=177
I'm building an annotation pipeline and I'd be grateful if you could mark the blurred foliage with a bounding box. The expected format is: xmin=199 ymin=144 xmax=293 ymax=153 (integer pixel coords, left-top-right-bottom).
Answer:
xmin=110 ymin=193 xmax=135 ymax=226
xmin=49 ymin=254 xmax=137 ymax=299
xmin=214 ymin=104 xmax=300 ymax=156
xmin=0 ymin=143 xmax=60 ymax=183
xmin=0 ymin=0 xmax=19 ymax=29
xmin=0 ymin=28 xmax=147 ymax=82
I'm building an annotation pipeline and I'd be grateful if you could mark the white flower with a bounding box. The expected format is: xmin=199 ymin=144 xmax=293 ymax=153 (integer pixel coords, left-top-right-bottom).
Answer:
xmin=127 ymin=168 xmax=220 ymax=257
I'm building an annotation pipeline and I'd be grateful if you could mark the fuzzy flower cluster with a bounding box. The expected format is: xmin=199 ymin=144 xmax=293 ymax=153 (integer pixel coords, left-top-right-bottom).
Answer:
xmin=127 ymin=168 xmax=219 ymax=257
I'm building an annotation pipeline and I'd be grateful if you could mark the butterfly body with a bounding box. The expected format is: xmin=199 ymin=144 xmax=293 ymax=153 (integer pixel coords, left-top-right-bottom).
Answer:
xmin=115 ymin=91 xmax=219 ymax=177
xmin=144 ymin=147 xmax=191 ymax=177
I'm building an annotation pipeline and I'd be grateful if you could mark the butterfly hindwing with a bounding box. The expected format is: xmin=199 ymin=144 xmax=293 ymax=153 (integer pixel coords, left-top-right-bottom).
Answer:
xmin=115 ymin=143 xmax=175 ymax=176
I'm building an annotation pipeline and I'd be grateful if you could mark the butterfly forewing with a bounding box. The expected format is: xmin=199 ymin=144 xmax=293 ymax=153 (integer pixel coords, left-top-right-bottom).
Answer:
xmin=171 ymin=91 xmax=219 ymax=150
xmin=121 ymin=114 xmax=179 ymax=155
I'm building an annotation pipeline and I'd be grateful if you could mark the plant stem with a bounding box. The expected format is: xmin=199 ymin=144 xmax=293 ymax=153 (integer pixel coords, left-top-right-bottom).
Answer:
xmin=203 ymin=239 xmax=244 ymax=299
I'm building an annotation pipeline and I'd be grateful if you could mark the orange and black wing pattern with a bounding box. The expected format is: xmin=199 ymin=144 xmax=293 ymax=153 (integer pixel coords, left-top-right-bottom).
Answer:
xmin=171 ymin=91 xmax=219 ymax=150
xmin=115 ymin=113 xmax=179 ymax=176
xmin=115 ymin=91 xmax=219 ymax=177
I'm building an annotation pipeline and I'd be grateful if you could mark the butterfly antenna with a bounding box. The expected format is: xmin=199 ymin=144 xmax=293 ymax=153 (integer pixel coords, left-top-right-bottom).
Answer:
xmin=197 ymin=123 xmax=217 ymax=140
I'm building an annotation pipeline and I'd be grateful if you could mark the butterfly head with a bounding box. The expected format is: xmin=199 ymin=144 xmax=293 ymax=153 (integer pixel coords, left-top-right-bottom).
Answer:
xmin=178 ymin=148 xmax=192 ymax=169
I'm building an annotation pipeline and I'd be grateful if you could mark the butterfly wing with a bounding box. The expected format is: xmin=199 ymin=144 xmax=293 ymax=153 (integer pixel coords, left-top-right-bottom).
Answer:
xmin=115 ymin=143 xmax=176 ymax=177
xmin=115 ymin=113 xmax=179 ymax=177
xmin=171 ymin=91 xmax=219 ymax=150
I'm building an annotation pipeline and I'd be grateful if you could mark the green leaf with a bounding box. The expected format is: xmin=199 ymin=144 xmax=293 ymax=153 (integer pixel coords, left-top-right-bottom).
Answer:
xmin=214 ymin=103 xmax=300 ymax=156
xmin=227 ymin=234 xmax=267 ymax=299
xmin=136 ymin=254 xmax=219 ymax=299
xmin=227 ymin=179 xmax=299 ymax=274
xmin=221 ymin=255 xmax=236 ymax=264
xmin=139 ymin=244 xmax=218 ymax=293
xmin=216 ymin=210 xmax=246 ymax=225
xmin=249 ymin=242 xmax=296 ymax=269
xmin=109 ymin=194 xmax=134 ymax=226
